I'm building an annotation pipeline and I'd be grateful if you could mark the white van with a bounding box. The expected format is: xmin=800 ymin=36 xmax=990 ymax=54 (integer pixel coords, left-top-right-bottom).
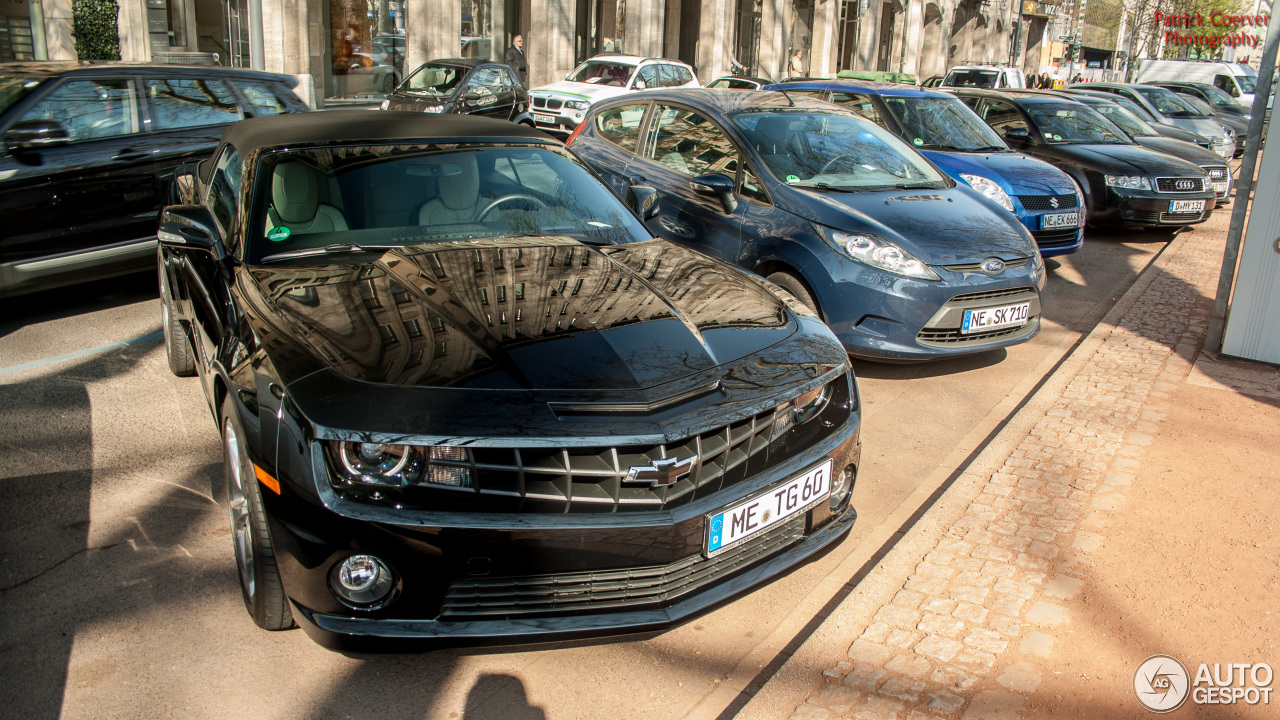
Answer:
xmin=941 ymin=65 xmax=1027 ymax=89
xmin=1134 ymin=60 xmax=1259 ymax=105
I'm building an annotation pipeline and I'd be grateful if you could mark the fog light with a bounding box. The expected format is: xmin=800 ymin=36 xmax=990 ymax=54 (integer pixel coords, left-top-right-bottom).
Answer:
xmin=330 ymin=554 xmax=395 ymax=608
xmin=830 ymin=465 xmax=856 ymax=512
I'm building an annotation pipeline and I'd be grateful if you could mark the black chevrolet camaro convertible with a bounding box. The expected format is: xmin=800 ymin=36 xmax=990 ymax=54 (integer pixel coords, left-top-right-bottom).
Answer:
xmin=157 ymin=111 xmax=862 ymax=648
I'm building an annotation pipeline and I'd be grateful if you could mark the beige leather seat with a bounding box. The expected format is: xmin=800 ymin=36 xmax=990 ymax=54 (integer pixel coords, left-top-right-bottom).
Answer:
xmin=267 ymin=161 xmax=348 ymax=234
xmin=417 ymin=155 xmax=483 ymax=227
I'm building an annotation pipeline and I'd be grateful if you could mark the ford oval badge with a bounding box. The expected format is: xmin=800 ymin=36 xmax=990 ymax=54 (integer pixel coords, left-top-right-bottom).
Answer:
xmin=982 ymin=258 xmax=1006 ymax=274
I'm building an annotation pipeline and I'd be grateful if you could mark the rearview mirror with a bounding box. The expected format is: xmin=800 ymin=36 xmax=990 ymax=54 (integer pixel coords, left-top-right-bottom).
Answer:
xmin=1003 ymin=127 xmax=1031 ymax=143
xmin=158 ymin=204 xmax=222 ymax=257
xmin=628 ymin=185 xmax=660 ymax=220
xmin=5 ymin=119 xmax=70 ymax=153
xmin=690 ymin=173 xmax=738 ymax=213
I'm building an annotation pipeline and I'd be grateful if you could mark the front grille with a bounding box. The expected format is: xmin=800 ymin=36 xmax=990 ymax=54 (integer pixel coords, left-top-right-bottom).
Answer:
xmin=330 ymin=379 xmax=851 ymax=514
xmin=941 ymin=257 xmax=1031 ymax=273
xmin=917 ymin=324 xmax=1029 ymax=345
xmin=946 ymin=286 xmax=1037 ymax=303
xmin=1015 ymin=193 xmax=1078 ymax=211
xmin=1127 ymin=207 xmax=1213 ymax=224
xmin=1032 ymin=228 xmax=1079 ymax=248
xmin=1159 ymin=210 xmax=1208 ymax=222
xmin=1155 ymin=177 xmax=1205 ymax=193
xmin=441 ymin=518 xmax=806 ymax=617
xmin=1206 ymin=166 xmax=1228 ymax=180
xmin=533 ymin=97 xmax=545 ymax=108
xmin=532 ymin=97 xmax=563 ymax=110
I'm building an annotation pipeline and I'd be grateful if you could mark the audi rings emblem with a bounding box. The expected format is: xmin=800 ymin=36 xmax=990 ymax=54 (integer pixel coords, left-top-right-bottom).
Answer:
xmin=981 ymin=258 xmax=1006 ymax=274
xmin=1175 ymin=179 xmax=1196 ymax=190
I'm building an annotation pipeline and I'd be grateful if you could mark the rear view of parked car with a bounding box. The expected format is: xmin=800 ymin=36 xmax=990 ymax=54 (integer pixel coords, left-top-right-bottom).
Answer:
xmin=570 ymin=90 xmax=1049 ymax=362
xmin=0 ymin=63 xmax=308 ymax=298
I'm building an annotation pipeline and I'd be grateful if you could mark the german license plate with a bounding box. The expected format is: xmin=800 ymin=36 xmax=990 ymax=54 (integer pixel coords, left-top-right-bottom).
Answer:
xmin=1170 ymin=199 xmax=1205 ymax=213
xmin=1211 ymin=181 xmax=1228 ymax=193
xmin=962 ymin=302 xmax=1030 ymax=334
xmin=1041 ymin=211 xmax=1078 ymax=229
xmin=533 ymin=113 xmax=556 ymax=124
xmin=705 ymin=459 xmax=832 ymax=557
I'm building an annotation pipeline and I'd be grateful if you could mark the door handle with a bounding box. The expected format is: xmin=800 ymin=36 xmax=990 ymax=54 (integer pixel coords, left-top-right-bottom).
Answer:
xmin=112 ymin=149 xmax=149 ymax=162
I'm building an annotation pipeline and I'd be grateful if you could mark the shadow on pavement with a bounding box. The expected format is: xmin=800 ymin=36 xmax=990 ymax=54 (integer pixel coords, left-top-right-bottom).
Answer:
xmin=0 ymin=270 xmax=157 ymax=340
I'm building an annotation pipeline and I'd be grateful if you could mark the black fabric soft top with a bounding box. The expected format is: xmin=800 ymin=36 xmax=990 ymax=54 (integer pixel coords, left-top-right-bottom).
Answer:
xmin=219 ymin=111 xmax=555 ymax=159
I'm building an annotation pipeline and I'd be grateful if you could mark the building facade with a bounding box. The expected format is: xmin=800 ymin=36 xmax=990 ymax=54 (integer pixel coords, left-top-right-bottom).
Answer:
xmin=27 ymin=0 xmax=1074 ymax=105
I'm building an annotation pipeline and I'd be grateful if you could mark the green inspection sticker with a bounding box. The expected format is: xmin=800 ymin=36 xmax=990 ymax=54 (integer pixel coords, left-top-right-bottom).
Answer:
xmin=1053 ymin=135 xmax=1062 ymax=142
xmin=267 ymin=226 xmax=291 ymax=242
xmin=787 ymin=175 xmax=800 ymax=184
xmin=913 ymin=138 xmax=923 ymax=146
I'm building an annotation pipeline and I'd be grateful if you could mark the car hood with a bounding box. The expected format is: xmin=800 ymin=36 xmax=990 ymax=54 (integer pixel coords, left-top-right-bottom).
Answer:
xmin=1132 ymin=136 xmax=1228 ymax=167
xmin=786 ymin=185 xmax=1036 ymax=264
xmin=1050 ymin=143 xmax=1207 ymax=176
xmin=921 ymin=150 xmax=1077 ymax=196
xmin=530 ymin=81 xmax=629 ymax=102
xmin=242 ymin=237 xmax=799 ymax=392
xmin=1165 ymin=116 xmax=1227 ymax=139
xmin=1151 ymin=123 xmax=1206 ymax=143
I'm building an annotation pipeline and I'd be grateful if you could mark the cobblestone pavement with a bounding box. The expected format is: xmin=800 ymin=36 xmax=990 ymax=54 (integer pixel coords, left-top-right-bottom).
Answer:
xmin=780 ymin=224 xmax=1231 ymax=720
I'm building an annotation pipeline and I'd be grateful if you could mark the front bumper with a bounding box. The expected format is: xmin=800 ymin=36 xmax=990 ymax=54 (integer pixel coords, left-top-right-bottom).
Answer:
xmin=1015 ymin=208 xmax=1085 ymax=259
xmin=528 ymin=101 xmax=586 ymax=135
xmin=816 ymin=254 xmax=1045 ymax=361
xmin=1089 ymin=187 xmax=1217 ymax=227
xmin=267 ymin=404 xmax=862 ymax=649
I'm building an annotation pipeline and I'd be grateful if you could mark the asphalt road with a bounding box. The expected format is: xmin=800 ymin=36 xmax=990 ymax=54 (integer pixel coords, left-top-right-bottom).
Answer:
xmin=0 ymin=224 xmax=1182 ymax=720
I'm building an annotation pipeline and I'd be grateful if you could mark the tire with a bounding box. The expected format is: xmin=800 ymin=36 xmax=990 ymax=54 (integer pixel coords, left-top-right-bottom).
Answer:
xmin=159 ymin=261 xmax=196 ymax=377
xmin=222 ymin=398 xmax=294 ymax=631
xmin=766 ymin=271 xmax=820 ymax=316
xmin=381 ymin=73 xmax=395 ymax=94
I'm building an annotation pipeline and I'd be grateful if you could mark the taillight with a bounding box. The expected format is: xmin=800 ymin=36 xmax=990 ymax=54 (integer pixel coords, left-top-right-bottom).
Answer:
xmin=565 ymin=121 xmax=586 ymax=146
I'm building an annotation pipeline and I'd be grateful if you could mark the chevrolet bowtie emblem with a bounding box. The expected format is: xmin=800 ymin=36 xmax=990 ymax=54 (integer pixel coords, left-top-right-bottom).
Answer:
xmin=625 ymin=455 xmax=696 ymax=487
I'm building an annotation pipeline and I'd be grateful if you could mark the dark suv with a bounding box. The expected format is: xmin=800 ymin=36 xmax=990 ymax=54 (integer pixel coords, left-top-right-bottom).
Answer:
xmin=0 ymin=63 xmax=308 ymax=298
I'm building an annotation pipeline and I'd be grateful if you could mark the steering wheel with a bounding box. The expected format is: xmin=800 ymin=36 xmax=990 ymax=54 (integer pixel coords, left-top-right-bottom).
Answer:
xmin=818 ymin=154 xmax=863 ymax=176
xmin=477 ymin=193 xmax=547 ymax=221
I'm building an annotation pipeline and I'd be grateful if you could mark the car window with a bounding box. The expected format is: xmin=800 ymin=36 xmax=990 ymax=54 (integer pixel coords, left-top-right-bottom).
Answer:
xmin=1023 ymin=102 xmax=1127 ymax=144
xmin=671 ymin=66 xmax=694 ymax=86
xmin=956 ymin=95 xmax=981 ymax=110
xmin=1088 ymin=102 xmax=1155 ymax=137
xmin=0 ymin=75 xmax=48 ymax=115
xmin=145 ymin=78 xmax=242 ymax=130
xmin=945 ymin=70 xmax=1000 ymax=88
xmin=234 ymin=79 xmax=307 ymax=116
xmin=636 ymin=65 xmax=662 ymax=90
xmin=462 ymin=67 xmax=504 ymax=107
xmin=829 ymin=93 xmax=882 ymax=124
xmin=404 ymin=63 xmax=466 ymax=96
xmin=711 ymin=78 xmax=759 ymax=89
xmin=644 ymin=105 xmax=741 ymax=178
xmin=883 ymin=96 xmax=1006 ymax=151
xmin=19 ymin=78 xmax=140 ymax=142
xmin=1133 ymin=86 xmax=1201 ymax=116
xmin=981 ymin=100 xmax=1027 ymax=134
xmin=740 ymin=163 xmax=769 ymax=203
xmin=566 ymin=61 xmax=634 ymax=87
xmin=207 ymin=145 xmax=242 ymax=239
xmin=594 ymin=102 xmax=647 ymax=152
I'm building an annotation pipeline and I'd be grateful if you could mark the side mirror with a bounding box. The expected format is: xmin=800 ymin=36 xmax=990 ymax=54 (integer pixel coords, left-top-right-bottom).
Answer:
xmin=158 ymin=204 xmax=222 ymax=255
xmin=5 ymin=119 xmax=70 ymax=153
xmin=168 ymin=165 xmax=198 ymax=204
xmin=690 ymin=173 xmax=738 ymax=213
xmin=1003 ymin=126 xmax=1031 ymax=144
xmin=634 ymin=79 xmax=647 ymax=90
xmin=628 ymin=184 xmax=660 ymax=220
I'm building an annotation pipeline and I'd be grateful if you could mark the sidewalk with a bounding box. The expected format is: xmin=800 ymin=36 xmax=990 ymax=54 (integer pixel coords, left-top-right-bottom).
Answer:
xmin=738 ymin=209 xmax=1280 ymax=719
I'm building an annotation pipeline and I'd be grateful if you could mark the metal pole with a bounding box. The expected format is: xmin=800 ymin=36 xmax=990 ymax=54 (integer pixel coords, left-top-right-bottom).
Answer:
xmin=1205 ymin=10 xmax=1280 ymax=352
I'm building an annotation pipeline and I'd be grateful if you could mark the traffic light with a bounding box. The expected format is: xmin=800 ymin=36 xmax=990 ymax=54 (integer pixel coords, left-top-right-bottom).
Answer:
xmin=1063 ymin=45 xmax=1074 ymax=61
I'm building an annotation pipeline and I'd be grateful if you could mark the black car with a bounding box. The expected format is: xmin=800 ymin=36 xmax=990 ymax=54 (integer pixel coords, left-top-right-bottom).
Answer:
xmin=952 ymin=89 xmax=1216 ymax=232
xmin=381 ymin=59 xmax=528 ymax=122
xmin=1052 ymin=91 xmax=1232 ymax=205
xmin=0 ymin=62 xmax=308 ymax=298
xmin=158 ymin=111 xmax=861 ymax=648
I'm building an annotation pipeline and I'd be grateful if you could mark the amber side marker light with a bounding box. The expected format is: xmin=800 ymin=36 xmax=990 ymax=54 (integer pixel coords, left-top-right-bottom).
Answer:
xmin=254 ymin=464 xmax=281 ymax=494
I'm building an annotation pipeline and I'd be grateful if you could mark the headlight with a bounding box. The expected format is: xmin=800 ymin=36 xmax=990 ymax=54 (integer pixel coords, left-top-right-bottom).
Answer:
xmin=960 ymin=173 xmax=1015 ymax=212
xmin=379 ymin=99 xmax=390 ymax=110
xmin=822 ymin=227 xmax=940 ymax=280
xmin=327 ymin=441 xmax=471 ymax=488
xmin=771 ymin=379 xmax=836 ymax=440
xmin=1104 ymin=175 xmax=1151 ymax=190
xmin=565 ymin=100 xmax=590 ymax=111
xmin=422 ymin=104 xmax=445 ymax=113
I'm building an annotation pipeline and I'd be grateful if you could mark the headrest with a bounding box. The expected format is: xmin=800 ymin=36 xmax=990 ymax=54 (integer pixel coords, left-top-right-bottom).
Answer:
xmin=272 ymin=162 xmax=319 ymax=224
xmin=437 ymin=155 xmax=480 ymax=211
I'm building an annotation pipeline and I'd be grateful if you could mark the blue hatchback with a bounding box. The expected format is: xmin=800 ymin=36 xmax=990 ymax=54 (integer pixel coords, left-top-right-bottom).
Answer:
xmin=569 ymin=90 xmax=1047 ymax=361
xmin=768 ymin=80 xmax=1085 ymax=258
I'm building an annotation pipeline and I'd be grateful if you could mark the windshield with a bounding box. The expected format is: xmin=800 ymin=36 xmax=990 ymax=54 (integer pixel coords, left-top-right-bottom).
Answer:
xmin=882 ymin=96 xmax=1007 ymax=151
xmin=731 ymin=110 xmax=946 ymax=191
xmin=566 ymin=61 xmax=635 ymax=87
xmin=248 ymin=145 xmax=649 ymax=264
xmin=1192 ymin=83 xmax=1244 ymax=108
xmin=1135 ymin=86 xmax=1207 ymax=117
xmin=402 ymin=63 xmax=467 ymax=95
xmin=1237 ymin=74 xmax=1257 ymax=94
xmin=0 ymin=76 xmax=47 ymax=115
xmin=1024 ymin=102 xmax=1129 ymax=144
xmin=944 ymin=69 xmax=1000 ymax=88
xmin=1086 ymin=102 xmax=1156 ymax=137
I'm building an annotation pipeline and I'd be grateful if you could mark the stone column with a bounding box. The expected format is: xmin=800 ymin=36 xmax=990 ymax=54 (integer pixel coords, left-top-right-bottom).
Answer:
xmin=696 ymin=0 xmax=736 ymax=82
xmin=809 ymin=0 xmax=839 ymax=78
xmin=116 ymin=0 xmax=149 ymax=60
xmin=757 ymin=0 xmax=788 ymax=79
xmin=406 ymin=0 xmax=461 ymax=71
xmin=42 ymin=0 xmax=75 ymax=60
xmin=664 ymin=0 xmax=680 ymax=58
xmin=525 ymin=0 xmax=576 ymax=87
xmin=623 ymin=0 xmax=665 ymax=58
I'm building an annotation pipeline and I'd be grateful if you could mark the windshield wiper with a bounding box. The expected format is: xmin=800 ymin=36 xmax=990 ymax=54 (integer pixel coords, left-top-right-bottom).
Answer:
xmin=895 ymin=182 xmax=939 ymax=189
xmin=968 ymin=145 xmax=1008 ymax=152
xmin=261 ymin=243 xmax=397 ymax=263
xmin=788 ymin=181 xmax=842 ymax=191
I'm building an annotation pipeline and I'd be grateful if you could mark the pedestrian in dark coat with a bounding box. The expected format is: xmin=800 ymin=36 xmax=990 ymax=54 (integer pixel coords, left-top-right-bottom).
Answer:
xmin=505 ymin=35 xmax=528 ymax=87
